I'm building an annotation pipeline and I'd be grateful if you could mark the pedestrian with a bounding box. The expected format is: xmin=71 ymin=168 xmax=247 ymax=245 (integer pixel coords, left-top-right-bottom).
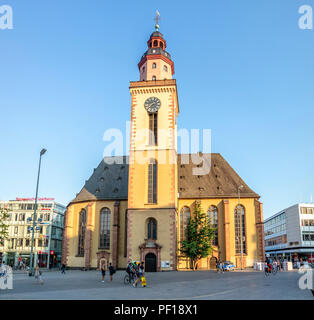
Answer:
xmin=34 ymin=265 xmax=40 ymax=284
xmin=109 ymin=262 xmax=115 ymax=282
xmin=61 ymin=263 xmax=66 ymax=274
xmin=219 ymin=261 xmax=224 ymax=273
xmin=133 ymin=261 xmax=145 ymax=288
xmin=101 ymin=263 xmax=106 ymax=283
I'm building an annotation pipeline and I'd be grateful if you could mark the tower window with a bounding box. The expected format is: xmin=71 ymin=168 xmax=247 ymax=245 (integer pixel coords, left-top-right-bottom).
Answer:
xmin=153 ymin=40 xmax=158 ymax=47
xmin=152 ymin=76 xmax=156 ymax=81
xmin=142 ymin=66 xmax=145 ymax=73
xmin=147 ymin=218 xmax=157 ymax=240
xmin=149 ymin=112 xmax=158 ymax=145
xmin=152 ymin=63 xmax=156 ymax=69
xmin=163 ymin=65 xmax=168 ymax=72
xmin=160 ymin=42 xmax=164 ymax=49
xmin=148 ymin=159 xmax=157 ymax=204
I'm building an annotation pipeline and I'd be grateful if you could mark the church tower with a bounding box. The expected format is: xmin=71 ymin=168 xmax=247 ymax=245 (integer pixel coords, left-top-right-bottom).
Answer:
xmin=127 ymin=19 xmax=179 ymax=271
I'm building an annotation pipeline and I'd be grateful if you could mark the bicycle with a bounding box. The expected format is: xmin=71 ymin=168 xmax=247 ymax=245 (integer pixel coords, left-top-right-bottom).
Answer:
xmin=124 ymin=272 xmax=136 ymax=285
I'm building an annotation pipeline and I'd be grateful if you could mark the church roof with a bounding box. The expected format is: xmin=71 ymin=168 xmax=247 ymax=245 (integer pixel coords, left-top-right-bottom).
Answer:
xmin=70 ymin=156 xmax=129 ymax=204
xmin=177 ymin=154 xmax=260 ymax=199
xmin=69 ymin=153 xmax=259 ymax=205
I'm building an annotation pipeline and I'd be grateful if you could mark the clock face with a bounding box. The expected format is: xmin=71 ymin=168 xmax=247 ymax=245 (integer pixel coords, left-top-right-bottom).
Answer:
xmin=144 ymin=97 xmax=161 ymax=113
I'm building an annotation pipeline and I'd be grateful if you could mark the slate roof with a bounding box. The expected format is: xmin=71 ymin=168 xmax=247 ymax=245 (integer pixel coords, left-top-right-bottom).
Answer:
xmin=177 ymin=154 xmax=259 ymax=199
xmin=70 ymin=153 xmax=259 ymax=205
xmin=70 ymin=156 xmax=129 ymax=204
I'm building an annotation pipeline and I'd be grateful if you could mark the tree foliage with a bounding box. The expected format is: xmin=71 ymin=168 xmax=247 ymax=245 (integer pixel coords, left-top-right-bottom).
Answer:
xmin=180 ymin=201 xmax=216 ymax=271
xmin=0 ymin=207 xmax=10 ymax=246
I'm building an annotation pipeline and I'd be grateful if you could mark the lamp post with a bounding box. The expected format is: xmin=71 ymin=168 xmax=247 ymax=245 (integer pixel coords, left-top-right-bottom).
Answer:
xmin=29 ymin=148 xmax=47 ymax=276
xmin=238 ymin=185 xmax=244 ymax=270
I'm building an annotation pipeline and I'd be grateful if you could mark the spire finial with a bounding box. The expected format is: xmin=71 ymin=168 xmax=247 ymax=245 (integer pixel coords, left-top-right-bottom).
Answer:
xmin=154 ymin=10 xmax=160 ymax=31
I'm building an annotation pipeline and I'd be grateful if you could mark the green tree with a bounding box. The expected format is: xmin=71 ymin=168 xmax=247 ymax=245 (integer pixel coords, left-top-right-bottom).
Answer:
xmin=180 ymin=201 xmax=216 ymax=271
xmin=0 ymin=207 xmax=10 ymax=246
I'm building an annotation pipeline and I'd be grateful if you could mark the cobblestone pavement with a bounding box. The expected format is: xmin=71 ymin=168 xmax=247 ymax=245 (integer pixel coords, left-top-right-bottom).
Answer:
xmin=0 ymin=270 xmax=313 ymax=300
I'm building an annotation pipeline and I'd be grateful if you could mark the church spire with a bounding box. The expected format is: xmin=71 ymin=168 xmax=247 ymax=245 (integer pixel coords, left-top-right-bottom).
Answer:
xmin=154 ymin=10 xmax=160 ymax=31
xmin=138 ymin=14 xmax=175 ymax=81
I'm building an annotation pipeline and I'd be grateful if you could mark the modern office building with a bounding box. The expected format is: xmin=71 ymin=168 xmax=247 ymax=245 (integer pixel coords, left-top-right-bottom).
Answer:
xmin=0 ymin=198 xmax=66 ymax=268
xmin=264 ymin=203 xmax=314 ymax=264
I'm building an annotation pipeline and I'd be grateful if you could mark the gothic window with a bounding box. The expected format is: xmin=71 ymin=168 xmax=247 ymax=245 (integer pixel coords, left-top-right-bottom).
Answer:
xmin=207 ymin=206 xmax=218 ymax=246
xmin=180 ymin=206 xmax=191 ymax=242
xmin=149 ymin=112 xmax=158 ymax=145
xmin=148 ymin=159 xmax=157 ymax=204
xmin=234 ymin=205 xmax=246 ymax=254
xmin=99 ymin=207 xmax=111 ymax=249
xmin=152 ymin=63 xmax=156 ymax=69
xmin=78 ymin=209 xmax=86 ymax=256
xmin=147 ymin=218 xmax=157 ymax=240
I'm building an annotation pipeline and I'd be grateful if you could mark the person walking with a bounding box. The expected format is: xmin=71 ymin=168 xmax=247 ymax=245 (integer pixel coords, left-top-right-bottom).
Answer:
xmin=101 ymin=263 xmax=106 ymax=283
xmin=133 ymin=261 xmax=145 ymax=288
xmin=34 ymin=265 xmax=41 ymax=284
xmin=61 ymin=263 xmax=66 ymax=274
xmin=109 ymin=262 xmax=115 ymax=282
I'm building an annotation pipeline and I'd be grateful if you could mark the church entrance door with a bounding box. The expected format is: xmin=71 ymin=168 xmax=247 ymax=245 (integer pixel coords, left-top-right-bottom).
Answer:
xmin=145 ymin=253 xmax=157 ymax=272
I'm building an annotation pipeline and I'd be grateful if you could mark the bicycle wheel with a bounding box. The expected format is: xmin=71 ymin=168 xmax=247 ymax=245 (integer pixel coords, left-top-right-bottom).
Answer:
xmin=265 ymin=269 xmax=270 ymax=276
xmin=124 ymin=275 xmax=130 ymax=285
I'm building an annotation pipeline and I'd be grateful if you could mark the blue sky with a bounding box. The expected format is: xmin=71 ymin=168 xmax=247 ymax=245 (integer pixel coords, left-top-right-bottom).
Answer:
xmin=0 ymin=0 xmax=313 ymax=219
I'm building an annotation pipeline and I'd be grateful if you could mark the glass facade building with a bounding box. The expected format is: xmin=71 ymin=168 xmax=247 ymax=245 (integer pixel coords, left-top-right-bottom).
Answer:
xmin=0 ymin=199 xmax=65 ymax=269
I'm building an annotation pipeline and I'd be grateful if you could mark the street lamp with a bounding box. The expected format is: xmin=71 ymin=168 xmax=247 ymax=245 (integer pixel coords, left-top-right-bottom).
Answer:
xmin=29 ymin=148 xmax=47 ymax=276
xmin=238 ymin=185 xmax=244 ymax=270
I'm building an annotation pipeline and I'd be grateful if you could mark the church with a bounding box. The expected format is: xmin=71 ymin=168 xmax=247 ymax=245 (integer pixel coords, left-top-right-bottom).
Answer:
xmin=61 ymin=22 xmax=265 ymax=272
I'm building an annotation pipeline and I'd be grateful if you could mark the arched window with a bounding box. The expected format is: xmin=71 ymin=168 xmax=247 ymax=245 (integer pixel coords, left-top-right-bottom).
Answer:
xmin=160 ymin=42 xmax=164 ymax=49
xmin=207 ymin=206 xmax=218 ymax=246
xmin=152 ymin=76 xmax=156 ymax=81
xmin=163 ymin=65 xmax=168 ymax=72
xmin=153 ymin=40 xmax=158 ymax=47
xmin=78 ymin=209 xmax=86 ymax=256
xmin=152 ymin=63 xmax=156 ymax=69
xmin=148 ymin=159 xmax=157 ymax=204
xmin=149 ymin=111 xmax=158 ymax=145
xmin=234 ymin=205 xmax=246 ymax=254
xmin=180 ymin=206 xmax=191 ymax=242
xmin=147 ymin=218 xmax=157 ymax=240
xmin=99 ymin=208 xmax=111 ymax=249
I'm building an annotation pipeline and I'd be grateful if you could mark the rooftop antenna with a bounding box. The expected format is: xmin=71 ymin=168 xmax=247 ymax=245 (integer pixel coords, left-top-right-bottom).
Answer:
xmin=154 ymin=10 xmax=161 ymax=31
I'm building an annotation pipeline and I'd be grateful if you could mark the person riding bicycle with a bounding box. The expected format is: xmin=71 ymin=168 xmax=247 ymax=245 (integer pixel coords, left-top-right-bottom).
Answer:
xmin=265 ymin=257 xmax=272 ymax=273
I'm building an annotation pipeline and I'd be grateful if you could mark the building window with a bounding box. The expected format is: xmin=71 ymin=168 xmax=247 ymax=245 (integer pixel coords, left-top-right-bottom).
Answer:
xmin=153 ymin=40 xmax=158 ymax=47
xmin=152 ymin=63 xmax=156 ymax=69
xmin=234 ymin=205 xmax=246 ymax=254
xmin=152 ymin=76 xmax=156 ymax=81
xmin=147 ymin=218 xmax=157 ymax=240
xmin=180 ymin=206 xmax=191 ymax=242
xmin=208 ymin=206 xmax=218 ymax=246
xmin=148 ymin=112 xmax=158 ymax=145
xmin=160 ymin=42 xmax=164 ymax=49
xmin=163 ymin=65 xmax=167 ymax=72
xmin=14 ymin=226 xmax=18 ymax=234
xmin=78 ymin=209 xmax=86 ymax=256
xmin=148 ymin=159 xmax=157 ymax=204
xmin=99 ymin=208 xmax=111 ymax=249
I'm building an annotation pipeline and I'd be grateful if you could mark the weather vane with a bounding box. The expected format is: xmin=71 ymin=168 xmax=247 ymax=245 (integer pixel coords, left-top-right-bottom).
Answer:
xmin=154 ymin=10 xmax=161 ymax=31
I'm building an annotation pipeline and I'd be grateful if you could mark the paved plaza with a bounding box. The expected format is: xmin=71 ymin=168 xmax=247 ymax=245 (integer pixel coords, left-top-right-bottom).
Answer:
xmin=0 ymin=269 xmax=313 ymax=300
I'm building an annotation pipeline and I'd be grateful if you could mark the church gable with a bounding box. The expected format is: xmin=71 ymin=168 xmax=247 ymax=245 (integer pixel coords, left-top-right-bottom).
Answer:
xmin=178 ymin=153 xmax=259 ymax=199
xmin=71 ymin=156 xmax=129 ymax=203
